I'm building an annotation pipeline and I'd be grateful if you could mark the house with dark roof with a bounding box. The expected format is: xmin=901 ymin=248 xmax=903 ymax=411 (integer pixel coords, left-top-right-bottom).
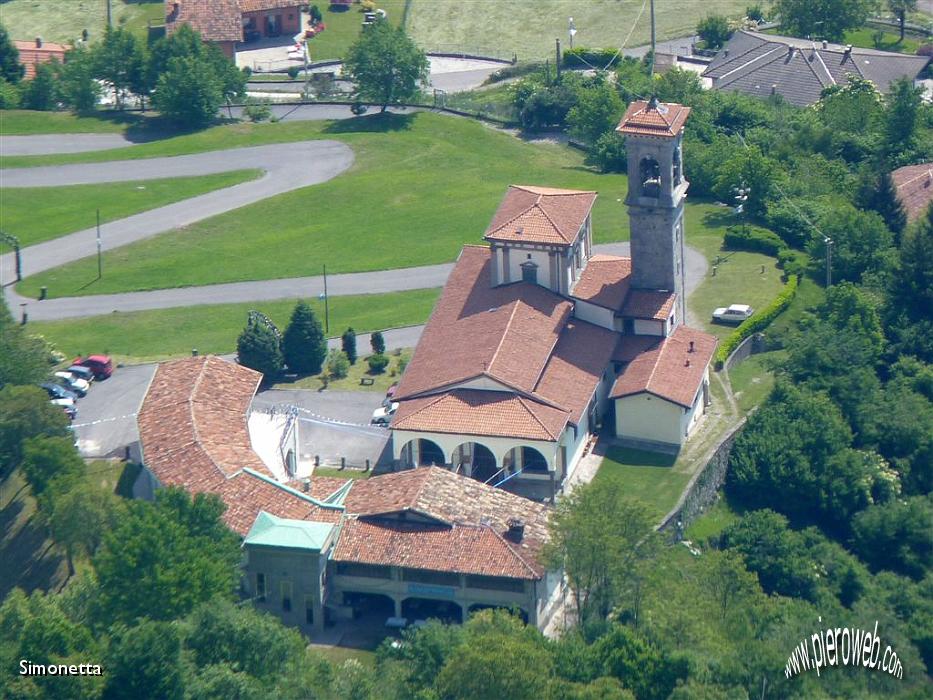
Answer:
xmin=703 ymin=30 xmax=930 ymax=107
xmin=389 ymin=100 xmax=717 ymax=499
xmin=165 ymin=0 xmax=303 ymax=58
xmin=134 ymin=358 xmax=564 ymax=634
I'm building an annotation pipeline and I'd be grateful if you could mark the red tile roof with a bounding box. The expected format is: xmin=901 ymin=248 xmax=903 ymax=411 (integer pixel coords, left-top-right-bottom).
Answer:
xmin=610 ymin=326 xmax=717 ymax=407
xmin=571 ymin=255 xmax=632 ymax=311
xmin=617 ymin=100 xmax=690 ymax=138
xmin=239 ymin=0 xmax=301 ymax=11
xmin=892 ymin=163 xmax=933 ymax=223
xmin=13 ymin=40 xmax=67 ymax=80
xmin=484 ymin=185 xmax=597 ymax=246
xmin=612 ymin=335 xmax=661 ymax=363
xmin=621 ymin=290 xmax=676 ymax=320
xmin=165 ymin=0 xmax=242 ymax=43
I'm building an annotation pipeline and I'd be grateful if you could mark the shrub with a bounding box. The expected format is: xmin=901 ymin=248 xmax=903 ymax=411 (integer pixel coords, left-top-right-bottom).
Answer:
xmin=697 ymin=15 xmax=732 ymax=50
xmin=484 ymin=61 xmax=544 ymax=84
xmin=309 ymin=4 xmax=323 ymax=24
xmin=745 ymin=4 xmax=765 ymax=21
xmin=287 ymin=65 xmax=301 ymax=79
xmin=715 ymin=275 xmax=798 ymax=368
xmin=341 ymin=327 xmax=357 ymax=364
xmin=0 ymin=77 xmax=20 ymax=109
xmin=366 ymin=353 xmax=389 ymax=374
xmin=562 ymin=47 xmax=621 ymax=69
xmin=777 ymin=248 xmax=806 ymax=277
xmin=243 ymin=100 xmax=271 ymax=122
xmin=723 ymin=226 xmax=785 ymax=256
xmin=370 ymin=330 xmax=386 ymax=355
xmin=324 ymin=349 xmax=350 ymax=380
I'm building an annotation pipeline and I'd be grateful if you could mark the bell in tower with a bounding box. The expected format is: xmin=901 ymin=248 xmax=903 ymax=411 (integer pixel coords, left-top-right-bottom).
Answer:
xmin=616 ymin=97 xmax=691 ymax=328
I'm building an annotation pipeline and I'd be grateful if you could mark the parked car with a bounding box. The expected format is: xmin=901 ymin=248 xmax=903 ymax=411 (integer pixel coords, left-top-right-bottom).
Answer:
xmin=712 ymin=304 xmax=754 ymax=325
xmin=54 ymin=371 xmax=89 ymax=397
xmin=72 ymin=354 xmax=113 ymax=379
xmin=50 ymin=398 xmax=77 ymax=420
xmin=66 ymin=365 xmax=95 ymax=383
xmin=371 ymin=402 xmax=399 ymax=425
xmin=41 ymin=382 xmax=78 ymax=402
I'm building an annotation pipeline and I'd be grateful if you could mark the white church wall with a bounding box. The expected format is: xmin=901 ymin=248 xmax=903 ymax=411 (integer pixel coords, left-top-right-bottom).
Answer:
xmin=679 ymin=368 xmax=709 ymax=439
xmin=573 ymin=300 xmax=615 ymax=330
xmin=507 ymin=248 xmax=552 ymax=288
xmin=392 ymin=429 xmax=559 ymax=471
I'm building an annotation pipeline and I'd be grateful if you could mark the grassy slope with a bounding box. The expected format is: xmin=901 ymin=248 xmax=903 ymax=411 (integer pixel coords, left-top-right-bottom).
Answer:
xmin=728 ymin=351 xmax=781 ymax=414
xmin=29 ymin=289 xmax=439 ymax=364
xmin=0 ymin=0 xmax=163 ymax=44
xmin=17 ymin=112 xmax=633 ymax=298
xmin=0 ymin=110 xmax=146 ymax=135
xmin=306 ymin=0 xmax=406 ymax=61
xmin=405 ymin=0 xmax=752 ymax=60
xmin=593 ymin=447 xmax=690 ymax=521
xmin=1 ymin=170 xmax=260 ymax=247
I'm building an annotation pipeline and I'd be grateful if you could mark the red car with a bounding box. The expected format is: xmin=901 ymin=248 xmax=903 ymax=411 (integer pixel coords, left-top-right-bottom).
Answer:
xmin=72 ymin=354 xmax=114 ymax=380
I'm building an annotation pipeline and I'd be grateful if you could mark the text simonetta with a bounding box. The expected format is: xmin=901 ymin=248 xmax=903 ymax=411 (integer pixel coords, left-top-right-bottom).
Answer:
xmin=20 ymin=660 xmax=103 ymax=676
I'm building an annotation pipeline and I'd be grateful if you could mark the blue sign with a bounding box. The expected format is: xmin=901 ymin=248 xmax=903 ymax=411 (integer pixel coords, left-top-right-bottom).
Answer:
xmin=406 ymin=583 xmax=457 ymax=599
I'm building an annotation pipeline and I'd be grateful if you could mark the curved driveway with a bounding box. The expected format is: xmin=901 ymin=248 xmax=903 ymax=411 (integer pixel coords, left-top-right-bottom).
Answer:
xmin=0 ymin=125 xmax=707 ymax=322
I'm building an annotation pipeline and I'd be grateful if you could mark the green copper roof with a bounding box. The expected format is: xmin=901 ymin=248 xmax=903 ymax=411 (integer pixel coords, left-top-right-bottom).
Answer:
xmin=244 ymin=511 xmax=334 ymax=551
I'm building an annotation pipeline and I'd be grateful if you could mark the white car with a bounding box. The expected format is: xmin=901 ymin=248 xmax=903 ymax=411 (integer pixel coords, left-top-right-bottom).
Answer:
xmin=712 ymin=304 xmax=754 ymax=325
xmin=55 ymin=371 xmax=90 ymax=396
xmin=50 ymin=397 xmax=77 ymax=420
xmin=371 ymin=402 xmax=399 ymax=425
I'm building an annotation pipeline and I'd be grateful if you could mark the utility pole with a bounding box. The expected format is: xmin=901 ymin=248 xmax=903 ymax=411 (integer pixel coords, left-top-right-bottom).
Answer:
xmin=649 ymin=0 xmax=656 ymax=76
xmin=96 ymin=209 xmax=103 ymax=279
xmin=555 ymin=38 xmax=562 ymax=81
xmin=106 ymin=0 xmax=112 ymax=29
xmin=824 ymin=238 xmax=833 ymax=287
xmin=322 ymin=264 xmax=329 ymax=334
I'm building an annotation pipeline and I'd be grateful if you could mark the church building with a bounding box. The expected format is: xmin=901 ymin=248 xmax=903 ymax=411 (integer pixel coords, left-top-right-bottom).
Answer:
xmin=389 ymin=99 xmax=718 ymax=500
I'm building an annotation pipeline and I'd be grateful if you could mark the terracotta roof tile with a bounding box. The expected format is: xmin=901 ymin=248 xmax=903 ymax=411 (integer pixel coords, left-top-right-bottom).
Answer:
xmin=239 ymin=0 xmax=301 ymax=12
xmin=165 ymin=0 xmax=242 ymax=43
xmin=395 ymin=246 xmax=573 ymax=400
xmin=612 ymin=335 xmax=662 ymax=363
xmin=610 ymin=326 xmax=717 ymax=407
xmin=622 ymin=290 xmax=676 ymax=320
xmin=617 ymin=100 xmax=690 ymax=138
xmin=892 ymin=163 xmax=933 ymax=223
xmin=571 ymin=255 xmax=632 ymax=311
xmin=484 ymin=185 xmax=597 ymax=246
xmin=217 ymin=471 xmax=342 ymax=535
xmin=392 ymin=390 xmax=567 ymax=441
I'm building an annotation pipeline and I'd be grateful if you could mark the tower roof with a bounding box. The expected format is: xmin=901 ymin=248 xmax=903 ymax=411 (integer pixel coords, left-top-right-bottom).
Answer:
xmin=616 ymin=99 xmax=690 ymax=138
xmin=484 ymin=185 xmax=597 ymax=246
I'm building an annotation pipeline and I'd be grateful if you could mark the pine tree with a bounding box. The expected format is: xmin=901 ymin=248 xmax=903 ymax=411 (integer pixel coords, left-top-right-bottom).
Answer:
xmin=282 ymin=301 xmax=327 ymax=375
xmin=370 ymin=331 xmax=386 ymax=356
xmin=236 ymin=318 xmax=283 ymax=379
xmin=341 ymin=328 xmax=357 ymax=365
xmin=874 ymin=171 xmax=907 ymax=239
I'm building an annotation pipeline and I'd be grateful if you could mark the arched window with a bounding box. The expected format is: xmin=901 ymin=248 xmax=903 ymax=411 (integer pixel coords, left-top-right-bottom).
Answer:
xmin=640 ymin=157 xmax=661 ymax=197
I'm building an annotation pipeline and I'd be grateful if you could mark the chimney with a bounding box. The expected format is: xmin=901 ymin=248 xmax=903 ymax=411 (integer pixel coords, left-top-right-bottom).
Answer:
xmin=689 ymin=340 xmax=695 ymax=353
xmin=822 ymin=40 xmax=828 ymax=49
xmin=35 ymin=37 xmax=42 ymax=48
xmin=843 ymin=45 xmax=852 ymax=61
xmin=685 ymin=359 xmax=691 ymax=367
xmin=506 ymin=518 xmax=525 ymax=542
xmin=787 ymin=46 xmax=795 ymax=59
xmin=724 ymin=49 xmax=729 ymax=57
xmin=301 ymin=478 xmax=310 ymax=493
xmin=771 ymin=84 xmax=777 ymax=95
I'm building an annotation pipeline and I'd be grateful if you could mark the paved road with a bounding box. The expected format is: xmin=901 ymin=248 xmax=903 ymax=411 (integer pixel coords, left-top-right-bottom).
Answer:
xmin=71 ymin=363 xmax=155 ymax=458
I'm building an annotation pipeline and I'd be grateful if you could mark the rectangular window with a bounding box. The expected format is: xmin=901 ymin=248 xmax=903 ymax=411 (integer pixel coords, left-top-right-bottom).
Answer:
xmin=256 ymin=573 xmax=266 ymax=602
xmin=281 ymin=581 xmax=292 ymax=612
xmin=305 ymin=596 xmax=315 ymax=625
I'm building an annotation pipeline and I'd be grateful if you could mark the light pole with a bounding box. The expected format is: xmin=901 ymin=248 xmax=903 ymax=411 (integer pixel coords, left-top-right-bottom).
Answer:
xmin=733 ymin=183 xmax=750 ymax=236
xmin=568 ymin=17 xmax=576 ymax=50
xmin=824 ymin=237 xmax=833 ymax=287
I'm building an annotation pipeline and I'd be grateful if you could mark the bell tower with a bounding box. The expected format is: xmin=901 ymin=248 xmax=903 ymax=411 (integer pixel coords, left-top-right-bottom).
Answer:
xmin=616 ymin=98 xmax=690 ymax=328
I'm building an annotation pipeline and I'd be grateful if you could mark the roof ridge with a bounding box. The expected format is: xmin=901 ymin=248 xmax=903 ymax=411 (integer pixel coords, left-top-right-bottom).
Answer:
xmin=533 ymin=200 xmax=570 ymax=242
xmin=515 ymin=395 xmax=561 ymax=440
xmin=487 ymin=303 xmax=521 ymax=378
xmin=900 ymin=166 xmax=933 ymax=187
xmin=187 ymin=358 xmax=229 ymax=479
xmin=716 ymin=45 xmax=784 ymax=85
xmin=812 ymin=48 xmax=835 ymax=86
xmin=241 ymin=468 xmax=345 ymax=510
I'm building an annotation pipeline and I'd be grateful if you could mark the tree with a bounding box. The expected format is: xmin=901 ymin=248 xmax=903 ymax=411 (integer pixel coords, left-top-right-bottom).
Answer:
xmin=889 ymin=0 xmax=918 ymax=41
xmin=697 ymin=15 xmax=732 ymax=49
xmin=343 ymin=19 xmax=428 ymax=112
xmin=94 ymin=488 xmax=240 ymax=624
xmin=324 ymin=349 xmax=350 ymax=380
xmin=370 ymin=330 xmax=386 ymax=355
xmin=366 ymin=353 xmax=389 ymax=374
xmin=59 ymin=45 xmax=101 ymax=113
xmin=341 ymin=327 xmax=357 ymax=364
xmin=773 ymin=0 xmax=877 ymax=42
xmin=94 ymin=26 xmax=145 ymax=109
xmin=567 ymin=81 xmax=624 ymax=145
xmin=104 ymin=620 xmax=185 ymax=700
xmin=45 ymin=477 xmax=124 ymax=578
xmin=237 ymin=316 xmax=283 ymax=379
xmin=885 ymin=205 xmax=933 ymax=362
xmin=856 ymin=169 xmax=907 ymax=239
xmin=153 ymin=55 xmax=223 ymax=127
xmin=0 ymin=386 xmax=69 ymax=473
xmin=807 ymin=205 xmax=894 ymax=283
xmin=851 ymin=495 xmax=933 ymax=579
xmin=883 ymin=77 xmax=924 ymax=165
xmin=20 ymin=436 xmax=84 ymax=498
xmin=0 ymin=23 xmax=24 ymax=83
xmin=282 ymin=301 xmax=327 ymax=375
xmin=585 ymin=131 xmax=628 ymax=173
xmin=588 ymin=625 xmax=688 ymax=700
xmin=0 ymin=296 xmax=51 ymax=390
xmin=20 ymin=60 xmax=60 ymax=110
xmin=543 ymin=481 xmax=659 ymax=627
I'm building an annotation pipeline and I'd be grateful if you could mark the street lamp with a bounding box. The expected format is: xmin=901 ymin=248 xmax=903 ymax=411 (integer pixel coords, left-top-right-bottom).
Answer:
xmin=733 ymin=183 xmax=751 ymax=236
xmin=568 ymin=17 xmax=576 ymax=50
xmin=19 ymin=303 xmax=27 ymax=325
xmin=823 ymin=237 xmax=833 ymax=287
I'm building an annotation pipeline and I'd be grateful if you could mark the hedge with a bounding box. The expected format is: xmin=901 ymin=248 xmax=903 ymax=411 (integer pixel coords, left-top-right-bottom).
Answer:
xmin=723 ymin=226 xmax=785 ymax=256
xmin=715 ymin=274 xmax=799 ymax=369
xmin=562 ymin=47 xmax=622 ymax=69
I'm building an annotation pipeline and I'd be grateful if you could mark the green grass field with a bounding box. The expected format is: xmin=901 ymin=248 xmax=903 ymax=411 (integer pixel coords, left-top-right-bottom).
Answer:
xmin=593 ymin=447 xmax=690 ymax=522
xmin=1 ymin=170 xmax=260 ymax=247
xmin=727 ymin=350 xmax=781 ymax=414
xmin=306 ymin=0 xmax=405 ymax=61
xmin=686 ymin=213 xmax=785 ymax=339
xmin=405 ymin=0 xmax=752 ymax=61
xmin=0 ymin=110 xmax=149 ymax=135
xmin=29 ymin=289 xmax=439 ymax=364
xmin=16 ymin=112 xmax=635 ymax=298
xmin=0 ymin=0 xmax=164 ymax=44
xmin=683 ymin=495 xmax=741 ymax=543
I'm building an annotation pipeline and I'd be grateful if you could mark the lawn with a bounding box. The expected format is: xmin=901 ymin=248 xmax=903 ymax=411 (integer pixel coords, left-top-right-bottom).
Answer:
xmin=275 ymin=349 xmax=411 ymax=393
xmin=28 ymin=289 xmax=439 ymax=364
xmin=309 ymin=644 xmax=376 ymax=667
xmin=0 ymin=110 xmax=149 ymax=135
xmin=842 ymin=27 xmax=920 ymax=54
xmin=683 ymin=495 xmax=741 ymax=543
xmin=312 ymin=466 xmax=371 ymax=480
xmin=593 ymin=447 xmax=690 ymax=522
xmin=727 ymin=350 xmax=782 ymax=414
xmin=1 ymin=170 xmax=260 ymax=247
xmin=17 ymin=112 xmax=636 ymax=298
xmin=405 ymin=0 xmax=753 ymax=61
xmin=0 ymin=0 xmax=163 ymax=44
xmin=306 ymin=0 xmax=406 ymax=62
xmin=686 ymin=211 xmax=786 ymax=339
